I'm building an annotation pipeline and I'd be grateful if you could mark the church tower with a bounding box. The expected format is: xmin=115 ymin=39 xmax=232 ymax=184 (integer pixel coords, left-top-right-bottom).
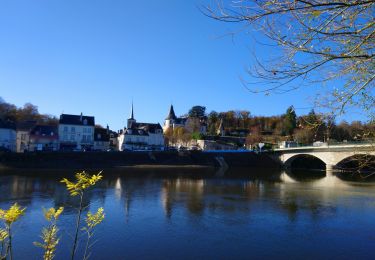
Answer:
xmin=127 ymin=102 xmax=136 ymax=128
xmin=164 ymin=104 xmax=177 ymax=130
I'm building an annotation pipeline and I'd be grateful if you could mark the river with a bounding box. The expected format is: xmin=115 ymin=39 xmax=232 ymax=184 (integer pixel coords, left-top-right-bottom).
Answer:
xmin=0 ymin=168 xmax=374 ymax=259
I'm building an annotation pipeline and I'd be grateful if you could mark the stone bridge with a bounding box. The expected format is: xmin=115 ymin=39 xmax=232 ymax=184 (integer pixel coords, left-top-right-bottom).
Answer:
xmin=271 ymin=143 xmax=375 ymax=170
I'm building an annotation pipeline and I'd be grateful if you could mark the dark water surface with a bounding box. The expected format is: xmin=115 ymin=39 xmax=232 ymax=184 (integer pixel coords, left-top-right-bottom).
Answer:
xmin=0 ymin=168 xmax=375 ymax=260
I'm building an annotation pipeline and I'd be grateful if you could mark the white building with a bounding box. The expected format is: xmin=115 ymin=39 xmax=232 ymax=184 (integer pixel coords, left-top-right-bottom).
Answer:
xmin=58 ymin=113 xmax=95 ymax=151
xmin=0 ymin=119 xmax=16 ymax=152
xmin=118 ymin=104 xmax=164 ymax=151
xmin=163 ymin=105 xmax=207 ymax=134
xmin=163 ymin=105 xmax=187 ymax=131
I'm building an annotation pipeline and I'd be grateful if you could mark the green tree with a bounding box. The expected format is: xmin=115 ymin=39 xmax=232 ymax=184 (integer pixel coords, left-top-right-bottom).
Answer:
xmin=207 ymin=111 xmax=219 ymax=135
xmin=283 ymin=106 xmax=297 ymax=136
xmin=188 ymin=106 xmax=206 ymax=118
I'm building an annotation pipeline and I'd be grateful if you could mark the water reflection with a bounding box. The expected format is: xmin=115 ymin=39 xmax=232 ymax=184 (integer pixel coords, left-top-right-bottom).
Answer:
xmin=1 ymin=169 xmax=373 ymax=221
xmin=0 ymin=168 xmax=375 ymax=259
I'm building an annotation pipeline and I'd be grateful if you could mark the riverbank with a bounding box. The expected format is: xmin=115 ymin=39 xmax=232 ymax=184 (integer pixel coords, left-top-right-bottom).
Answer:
xmin=0 ymin=151 xmax=280 ymax=170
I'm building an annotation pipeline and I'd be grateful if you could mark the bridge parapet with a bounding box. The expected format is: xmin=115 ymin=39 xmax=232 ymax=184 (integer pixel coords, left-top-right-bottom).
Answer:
xmin=272 ymin=143 xmax=375 ymax=169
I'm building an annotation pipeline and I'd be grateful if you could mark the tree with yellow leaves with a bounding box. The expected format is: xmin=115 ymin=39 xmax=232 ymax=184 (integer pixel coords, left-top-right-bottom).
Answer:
xmin=0 ymin=203 xmax=26 ymax=260
xmin=82 ymin=208 xmax=105 ymax=260
xmin=34 ymin=207 xmax=64 ymax=260
xmin=61 ymin=171 xmax=103 ymax=260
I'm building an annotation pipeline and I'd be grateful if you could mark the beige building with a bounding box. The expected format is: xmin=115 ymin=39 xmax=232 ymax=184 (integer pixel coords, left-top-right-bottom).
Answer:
xmin=16 ymin=120 xmax=36 ymax=152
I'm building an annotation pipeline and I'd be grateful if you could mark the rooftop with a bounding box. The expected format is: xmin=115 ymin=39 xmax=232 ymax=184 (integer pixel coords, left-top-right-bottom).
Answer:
xmin=59 ymin=114 xmax=95 ymax=126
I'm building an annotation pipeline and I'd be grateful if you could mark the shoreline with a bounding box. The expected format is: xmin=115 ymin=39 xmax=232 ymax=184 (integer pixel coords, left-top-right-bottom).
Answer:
xmin=0 ymin=151 xmax=280 ymax=170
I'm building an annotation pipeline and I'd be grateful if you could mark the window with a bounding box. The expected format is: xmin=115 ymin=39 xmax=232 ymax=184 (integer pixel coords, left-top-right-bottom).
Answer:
xmin=83 ymin=119 xmax=88 ymax=125
xmin=63 ymin=135 xmax=68 ymax=141
xmin=82 ymin=135 xmax=86 ymax=142
xmin=87 ymin=128 xmax=92 ymax=133
xmin=87 ymin=136 xmax=91 ymax=142
xmin=83 ymin=128 xmax=87 ymax=133
xmin=64 ymin=126 xmax=68 ymax=132
xmin=71 ymin=127 xmax=75 ymax=132
xmin=70 ymin=135 xmax=75 ymax=141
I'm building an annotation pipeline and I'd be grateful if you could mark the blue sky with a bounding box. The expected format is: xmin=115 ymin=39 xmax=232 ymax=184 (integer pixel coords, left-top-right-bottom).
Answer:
xmin=0 ymin=0 xmax=357 ymax=130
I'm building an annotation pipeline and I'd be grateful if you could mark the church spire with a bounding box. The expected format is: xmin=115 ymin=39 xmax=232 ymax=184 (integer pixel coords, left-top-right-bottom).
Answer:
xmin=127 ymin=102 xmax=136 ymax=128
xmin=166 ymin=104 xmax=177 ymax=120
xmin=130 ymin=102 xmax=134 ymax=120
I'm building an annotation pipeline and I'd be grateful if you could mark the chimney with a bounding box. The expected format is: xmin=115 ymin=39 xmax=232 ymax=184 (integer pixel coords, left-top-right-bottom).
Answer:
xmin=80 ymin=112 xmax=83 ymax=122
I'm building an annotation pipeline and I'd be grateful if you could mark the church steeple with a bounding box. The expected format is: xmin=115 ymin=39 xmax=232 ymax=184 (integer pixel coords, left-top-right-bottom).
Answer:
xmin=166 ymin=104 xmax=177 ymax=120
xmin=127 ymin=102 xmax=136 ymax=128
xmin=129 ymin=102 xmax=134 ymax=120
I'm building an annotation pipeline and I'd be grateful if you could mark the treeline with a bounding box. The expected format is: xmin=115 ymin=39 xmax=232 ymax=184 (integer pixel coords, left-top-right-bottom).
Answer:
xmin=0 ymin=97 xmax=58 ymax=125
xmin=166 ymin=105 xmax=374 ymax=146
xmin=207 ymin=107 xmax=374 ymax=144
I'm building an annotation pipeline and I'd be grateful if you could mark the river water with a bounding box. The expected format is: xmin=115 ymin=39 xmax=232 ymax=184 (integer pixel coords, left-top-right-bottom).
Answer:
xmin=0 ymin=168 xmax=374 ymax=259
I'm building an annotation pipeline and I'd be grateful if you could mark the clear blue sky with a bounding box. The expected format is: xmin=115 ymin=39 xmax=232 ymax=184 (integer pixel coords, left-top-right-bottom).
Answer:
xmin=0 ymin=0 xmax=359 ymax=130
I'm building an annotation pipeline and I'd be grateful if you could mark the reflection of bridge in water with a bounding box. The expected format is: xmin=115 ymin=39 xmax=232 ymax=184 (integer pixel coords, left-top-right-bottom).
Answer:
xmin=271 ymin=143 xmax=375 ymax=171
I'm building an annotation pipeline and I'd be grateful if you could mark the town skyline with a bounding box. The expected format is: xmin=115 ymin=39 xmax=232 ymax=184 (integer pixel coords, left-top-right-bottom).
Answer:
xmin=0 ymin=1 xmax=366 ymax=132
xmin=1 ymin=97 xmax=367 ymax=133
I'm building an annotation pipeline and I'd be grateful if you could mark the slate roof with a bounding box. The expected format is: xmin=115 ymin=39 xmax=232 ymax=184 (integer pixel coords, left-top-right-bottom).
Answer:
xmin=165 ymin=105 xmax=177 ymax=120
xmin=59 ymin=114 xmax=95 ymax=126
xmin=0 ymin=119 xmax=16 ymax=130
xmin=174 ymin=117 xmax=188 ymax=125
xmin=30 ymin=125 xmax=58 ymax=139
xmin=94 ymin=128 xmax=110 ymax=141
xmin=125 ymin=128 xmax=149 ymax=136
xmin=134 ymin=123 xmax=162 ymax=134
xmin=109 ymin=130 xmax=118 ymax=138
xmin=16 ymin=120 xmax=37 ymax=131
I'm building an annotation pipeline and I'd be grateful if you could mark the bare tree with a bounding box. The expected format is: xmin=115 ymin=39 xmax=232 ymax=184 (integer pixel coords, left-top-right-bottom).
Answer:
xmin=203 ymin=0 xmax=374 ymax=117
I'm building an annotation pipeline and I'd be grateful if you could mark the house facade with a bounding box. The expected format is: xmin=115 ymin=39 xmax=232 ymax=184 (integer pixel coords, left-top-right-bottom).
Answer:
xmin=29 ymin=125 xmax=59 ymax=151
xmin=109 ymin=130 xmax=119 ymax=151
xmin=94 ymin=127 xmax=110 ymax=151
xmin=118 ymin=104 xmax=164 ymax=151
xmin=58 ymin=113 xmax=95 ymax=151
xmin=0 ymin=119 xmax=16 ymax=152
xmin=16 ymin=120 xmax=36 ymax=152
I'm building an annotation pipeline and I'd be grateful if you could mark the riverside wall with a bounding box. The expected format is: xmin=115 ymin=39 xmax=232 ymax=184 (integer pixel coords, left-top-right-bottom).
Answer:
xmin=0 ymin=151 xmax=280 ymax=170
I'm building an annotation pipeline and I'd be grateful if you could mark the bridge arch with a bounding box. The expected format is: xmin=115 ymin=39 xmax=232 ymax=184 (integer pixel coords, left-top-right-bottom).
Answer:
xmin=284 ymin=154 xmax=326 ymax=170
xmin=276 ymin=144 xmax=375 ymax=171
xmin=336 ymin=154 xmax=375 ymax=172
